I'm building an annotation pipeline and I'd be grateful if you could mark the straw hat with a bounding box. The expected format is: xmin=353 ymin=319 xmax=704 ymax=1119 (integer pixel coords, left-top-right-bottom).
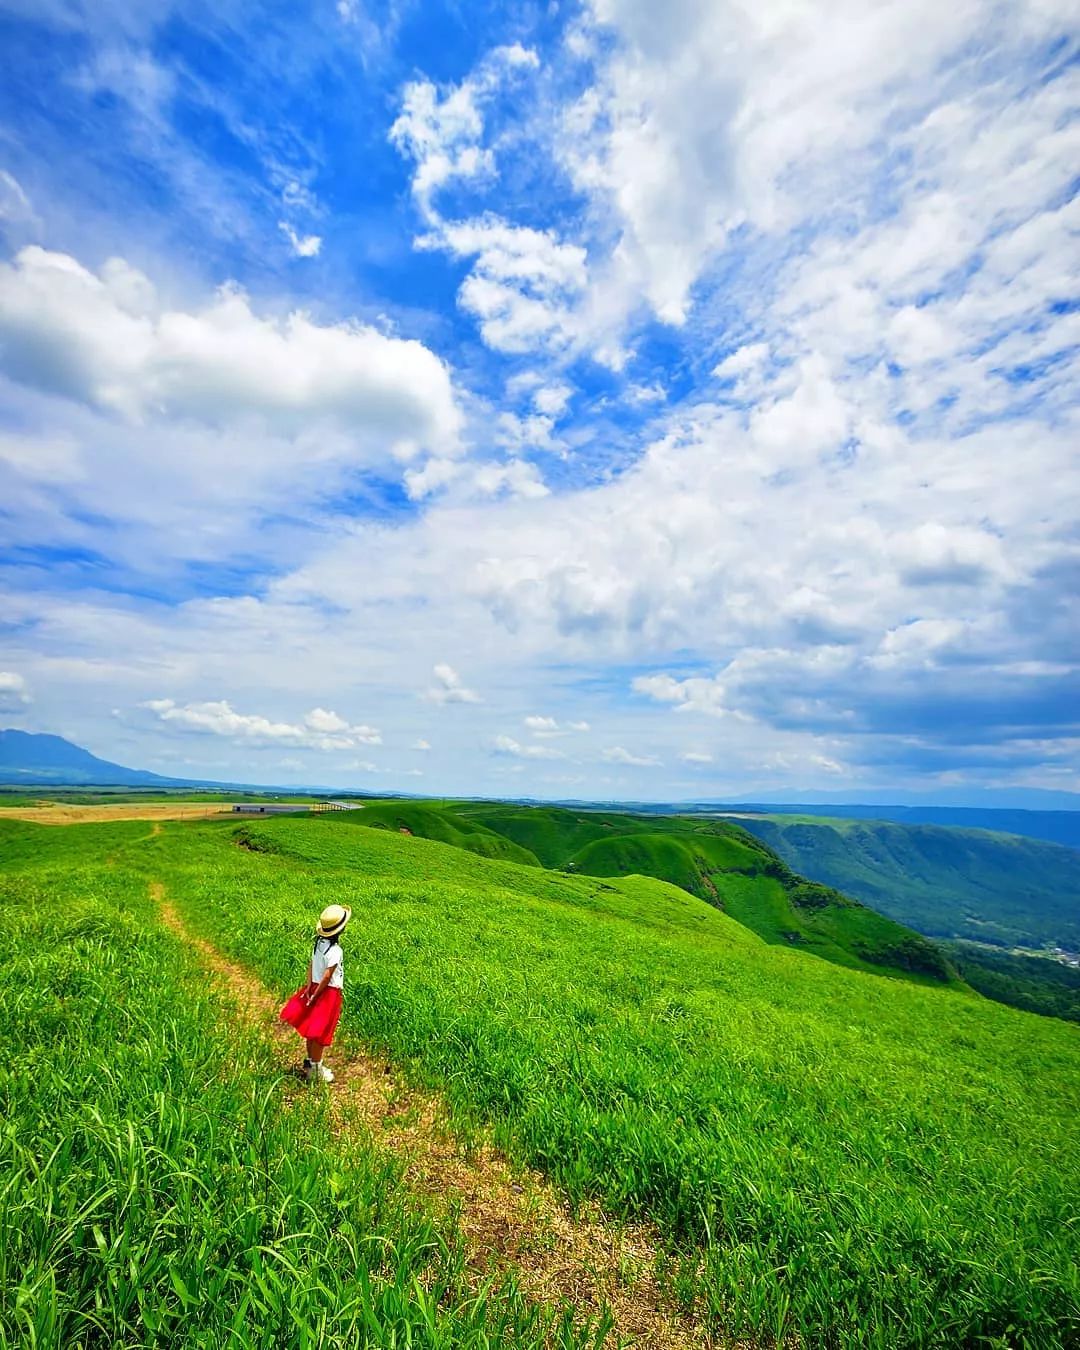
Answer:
xmin=315 ymin=904 xmax=351 ymax=938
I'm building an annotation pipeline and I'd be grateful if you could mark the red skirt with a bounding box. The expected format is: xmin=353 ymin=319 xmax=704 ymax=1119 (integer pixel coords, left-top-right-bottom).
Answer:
xmin=279 ymin=985 xmax=343 ymax=1047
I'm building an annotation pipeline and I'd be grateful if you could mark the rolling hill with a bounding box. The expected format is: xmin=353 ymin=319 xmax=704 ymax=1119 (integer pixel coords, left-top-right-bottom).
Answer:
xmin=353 ymin=801 xmax=956 ymax=984
xmin=313 ymin=800 xmax=541 ymax=867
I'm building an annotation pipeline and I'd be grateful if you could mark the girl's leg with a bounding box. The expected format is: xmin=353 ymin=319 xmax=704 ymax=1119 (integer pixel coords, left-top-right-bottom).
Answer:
xmin=304 ymin=1037 xmax=334 ymax=1082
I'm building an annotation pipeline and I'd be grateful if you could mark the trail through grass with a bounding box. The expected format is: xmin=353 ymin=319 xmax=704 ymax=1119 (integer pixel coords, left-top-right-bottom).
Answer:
xmin=0 ymin=822 xmax=628 ymax=1349
xmin=150 ymin=877 xmax=705 ymax=1349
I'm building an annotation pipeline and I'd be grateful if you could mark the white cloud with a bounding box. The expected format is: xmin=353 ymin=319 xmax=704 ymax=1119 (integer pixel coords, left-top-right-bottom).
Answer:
xmin=532 ymin=383 xmax=573 ymax=417
xmin=278 ymin=222 xmax=322 ymax=258
xmin=625 ymin=383 xmax=666 ymax=405
xmin=412 ymin=738 xmax=432 ymax=751
xmin=304 ymin=706 xmax=357 ymax=734
xmin=424 ymin=217 xmax=587 ymax=355
xmin=497 ymin=411 xmax=556 ymax=452
xmin=0 ymin=247 xmax=461 ymax=454
xmin=390 ymin=78 xmax=493 ymax=215
xmin=680 ymin=750 xmax=713 ymax=764
xmin=0 ymin=671 xmax=31 ymax=709
xmin=749 ymin=355 xmax=850 ymax=465
xmin=390 ymin=50 xmax=590 ymax=358
xmin=890 ymin=523 xmax=1008 ymax=587
xmin=547 ymin=0 xmax=1080 ymax=368
xmin=493 ymin=733 xmax=564 ymax=759
xmin=424 ymin=663 xmax=481 ymax=705
xmin=403 ymin=456 xmax=464 ymax=500
xmin=714 ymin=343 xmax=769 ymax=379
xmin=470 ymin=458 xmax=550 ymax=500
xmin=522 ymin=714 xmax=593 ymax=739
xmin=868 ymin=619 xmax=969 ymax=671
xmin=601 ymin=745 xmax=660 ymax=767
xmin=142 ymin=698 xmax=381 ymax=749
xmin=405 ymin=454 xmax=549 ymax=502
xmin=389 ymin=45 xmax=538 ymax=219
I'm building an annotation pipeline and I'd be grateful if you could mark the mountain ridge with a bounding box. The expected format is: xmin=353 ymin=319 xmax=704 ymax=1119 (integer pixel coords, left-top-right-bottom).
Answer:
xmin=0 ymin=729 xmax=192 ymax=787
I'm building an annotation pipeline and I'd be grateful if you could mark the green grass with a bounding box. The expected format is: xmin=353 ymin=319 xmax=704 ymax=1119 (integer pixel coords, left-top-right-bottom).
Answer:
xmin=351 ymin=801 xmax=541 ymax=866
xmin=391 ymin=803 xmax=957 ymax=984
xmin=0 ymin=820 xmax=605 ymax=1349
xmin=119 ymin=812 xmax=1080 ymax=1347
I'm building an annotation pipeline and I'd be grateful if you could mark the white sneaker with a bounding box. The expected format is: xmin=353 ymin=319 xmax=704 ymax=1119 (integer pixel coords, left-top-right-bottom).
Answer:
xmin=311 ymin=1060 xmax=334 ymax=1083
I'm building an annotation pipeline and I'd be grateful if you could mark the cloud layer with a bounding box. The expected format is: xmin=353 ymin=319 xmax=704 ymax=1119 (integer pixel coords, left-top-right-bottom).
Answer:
xmin=0 ymin=0 xmax=1076 ymax=800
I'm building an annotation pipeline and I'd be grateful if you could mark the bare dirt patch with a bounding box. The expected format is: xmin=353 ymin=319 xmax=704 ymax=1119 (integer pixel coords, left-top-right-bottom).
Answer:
xmin=0 ymin=803 xmax=233 ymax=826
xmin=151 ymin=881 xmax=713 ymax=1348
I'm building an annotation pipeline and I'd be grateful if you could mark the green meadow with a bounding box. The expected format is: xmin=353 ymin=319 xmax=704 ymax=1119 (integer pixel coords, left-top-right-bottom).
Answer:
xmin=0 ymin=819 xmax=604 ymax=1350
xmin=357 ymin=800 xmax=955 ymax=983
xmin=3 ymin=808 xmax=1079 ymax=1347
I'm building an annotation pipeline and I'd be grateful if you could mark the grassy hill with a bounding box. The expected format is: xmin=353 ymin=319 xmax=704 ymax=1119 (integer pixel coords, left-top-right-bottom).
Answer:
xmin=4 ymin=812 xmax=1075 ymax=1345
xmin=345 ymin=800 xmax=541 ymax=867
xmin=374 ymin=802 xmax=958 ymax=984
xmin=732 ymin=815 xmax=1080 ymax=950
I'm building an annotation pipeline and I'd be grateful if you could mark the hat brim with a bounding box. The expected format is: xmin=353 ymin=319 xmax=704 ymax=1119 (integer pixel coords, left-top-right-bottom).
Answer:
xmin=315 ymin=905 xmax=352 ymax=938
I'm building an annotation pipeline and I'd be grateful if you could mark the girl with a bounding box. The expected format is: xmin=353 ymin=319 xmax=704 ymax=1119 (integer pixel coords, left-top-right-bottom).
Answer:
xmin=279 ymin=904 xmax=350 ymax=1082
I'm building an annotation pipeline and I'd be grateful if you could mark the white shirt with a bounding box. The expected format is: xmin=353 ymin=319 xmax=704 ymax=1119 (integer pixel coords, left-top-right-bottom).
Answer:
xmin=312 ymin=939 xmax=344 ymax=989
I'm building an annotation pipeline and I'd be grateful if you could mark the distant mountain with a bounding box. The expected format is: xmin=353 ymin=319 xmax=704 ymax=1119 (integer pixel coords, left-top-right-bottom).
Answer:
xmin=0 ymin=729 xmax=192 ymax=787
xmin=732 ymin=816 xmax=1080 ymax=951
xmin=705 ymin=786 xmax=1080 ymax=810
xmin=687 ymin=803 xmax=1080 ymax=849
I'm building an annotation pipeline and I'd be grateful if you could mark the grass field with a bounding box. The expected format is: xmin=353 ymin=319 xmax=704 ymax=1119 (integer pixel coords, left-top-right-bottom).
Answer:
xmin=0 ymin=801 xmax=235 ymax=824
xmin=0 ymin=818 xmax=614 ymax=1349
xmin=3 ymin=809 xmax=1079 ymax=1346
xmin=360 ymin=801 xmax=955 ymax=984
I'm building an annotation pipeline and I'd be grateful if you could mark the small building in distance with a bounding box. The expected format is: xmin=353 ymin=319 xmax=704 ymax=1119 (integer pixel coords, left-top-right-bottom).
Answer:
xmin=231 ymin=802 xmax=310 ymax=815
xmin=230 ymin=800 xmax=360 ymax=815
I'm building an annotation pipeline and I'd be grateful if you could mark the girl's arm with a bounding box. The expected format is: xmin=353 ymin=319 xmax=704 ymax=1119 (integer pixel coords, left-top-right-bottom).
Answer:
xmin=307 ymin=963 xmax=337 ymax=1003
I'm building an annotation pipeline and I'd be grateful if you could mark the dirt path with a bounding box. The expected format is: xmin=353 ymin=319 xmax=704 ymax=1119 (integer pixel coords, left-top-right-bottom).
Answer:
xmin=150 ymin=881 xmax=712 ymax=1348
xmin=1 ymin=803 xmax=233 ymax=825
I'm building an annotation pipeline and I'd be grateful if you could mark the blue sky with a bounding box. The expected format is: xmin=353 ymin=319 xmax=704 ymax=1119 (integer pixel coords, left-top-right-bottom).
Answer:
xmin=0 ymin=0 xmax=1077 ymax=803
